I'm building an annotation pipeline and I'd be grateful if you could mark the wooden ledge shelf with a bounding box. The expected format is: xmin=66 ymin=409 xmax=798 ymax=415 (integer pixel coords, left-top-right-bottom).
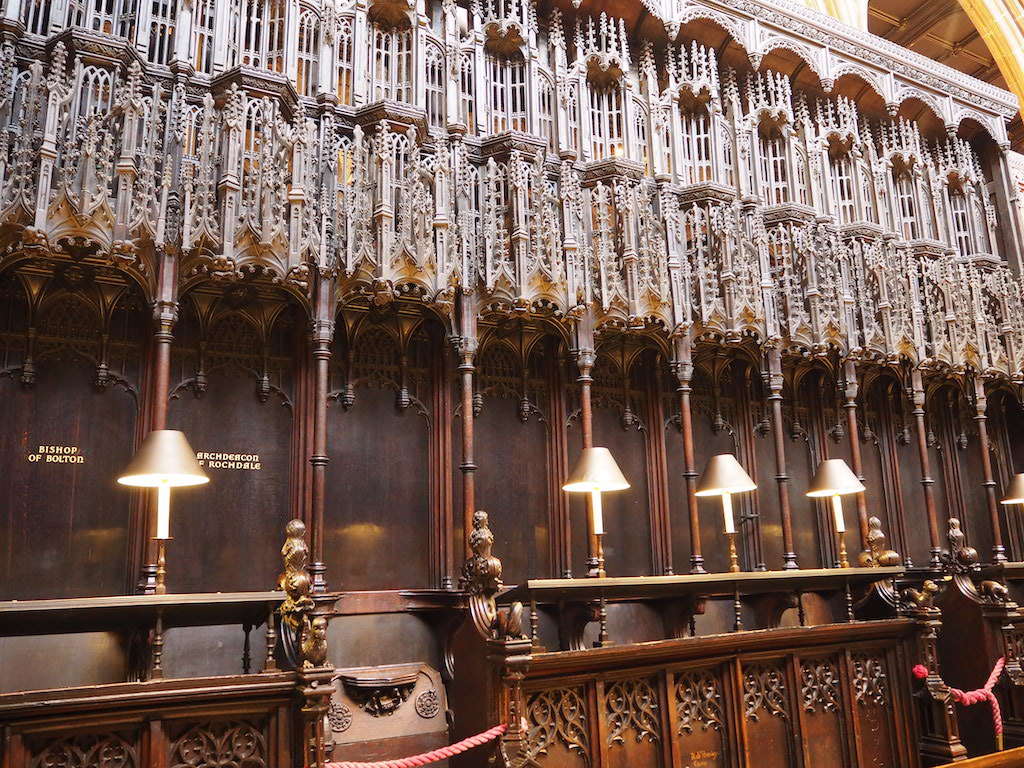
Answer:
xmin=329 ymin=589 xmax=466 ymax=616
xmin=980 ymin=561 xmax=1024 ymax=580
xmin=0 ymin=591 xmax=283 ymax=637
xmin=0 ymin=671 xmax=298 ymax=718
xmin=499 ymin=566 xmax=903 ymax=605
xmin=524 ymin=618 xmax=916 ymax=673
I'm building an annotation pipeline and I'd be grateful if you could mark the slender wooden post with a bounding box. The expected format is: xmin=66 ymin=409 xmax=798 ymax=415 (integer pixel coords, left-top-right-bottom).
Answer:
xmin=767 ymin=348 xmax=797 ymax=569
xmin=572 ymin=313 xmax=602 ymax=577
xmin=910 ymin=369 xmax=942 ymax=569
xmin=140 ymin=251 xmax=178 ymax=594
xmin=574 ymin=348 xmax=602 ymax=577
xmin=308 ymin=274 xmax=335 ymax=593
xmin=974 ymin=378 xmax=1006 ymax=563
xmin=842 ymin=360 xmax=870 ymax=552
xmin=674 ymin=337 xmax=705 ymax=574
xmin=457 ymin=294 xmax=478 ymax=559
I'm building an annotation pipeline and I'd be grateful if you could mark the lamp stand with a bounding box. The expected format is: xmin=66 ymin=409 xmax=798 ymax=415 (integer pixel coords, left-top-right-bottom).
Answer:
xmin=837 ymin=531 xmax=849 ymax=569
xmin=727 ymin=532 xmax=740 ymax=573
xmin=587 ymin=534 xmax=607 ymax=578
xmin=139 ymin=563 xmax=158 ymax=595
xmin=586 ymin=491 xmax=607 ymax=578
xmin=154 ymin=538 xmax=171 ymax=595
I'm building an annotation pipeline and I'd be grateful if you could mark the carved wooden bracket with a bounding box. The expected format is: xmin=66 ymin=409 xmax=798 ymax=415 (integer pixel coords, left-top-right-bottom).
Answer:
xmin=338 ymin=671 xmax=418 ymax=717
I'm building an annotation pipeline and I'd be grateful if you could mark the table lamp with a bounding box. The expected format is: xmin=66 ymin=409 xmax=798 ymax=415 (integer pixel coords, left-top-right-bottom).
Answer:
xmin=1001 ymin=474 xmax=1024 ymax=506
xmin=695 ymin=454 xmax=757 ymax=572
xmin=119 ymin=430 xmax=209 ymax=594
xmin=563 ymin=447 xmax=630 ymax=577
xmin=807 ymin=458 xmax=864 ymax=569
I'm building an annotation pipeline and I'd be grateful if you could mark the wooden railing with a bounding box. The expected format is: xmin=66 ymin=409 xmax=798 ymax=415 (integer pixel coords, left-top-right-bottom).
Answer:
xmin=0 ymin=672 xmax=297 ymax=768
xmin=937 ymin=746 xmax=1024 ymax=767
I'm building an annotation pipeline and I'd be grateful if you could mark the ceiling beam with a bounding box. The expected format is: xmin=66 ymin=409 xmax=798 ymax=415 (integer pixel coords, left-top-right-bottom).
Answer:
xmin=883 ymin=0 xmax=961 ymax=48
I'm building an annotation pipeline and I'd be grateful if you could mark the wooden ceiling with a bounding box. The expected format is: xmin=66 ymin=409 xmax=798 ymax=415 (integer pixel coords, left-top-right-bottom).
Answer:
xmin=868 ymin=0 xmax=1023 ymax=142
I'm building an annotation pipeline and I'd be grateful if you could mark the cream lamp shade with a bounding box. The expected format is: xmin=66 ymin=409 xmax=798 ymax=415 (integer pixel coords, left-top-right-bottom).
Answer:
xmin=118 ymin=430 xmax=209 ymax=488
xmin=695 ymin=454 xmax=756 ymax=541
xmin=1001 ymin=474 xmax=1024 ymax=505
xmin=119 ymin=430 xmax=209 ymax=540
xmin=806 ymin=458 xmax=864 ymax=498
xmin=563 ymin=447 xmax=629 ymax=537
xmin=563 ymin=447 xmax=630 ymax=493
xmin=694 ymin=454 xmax=756 ymax=497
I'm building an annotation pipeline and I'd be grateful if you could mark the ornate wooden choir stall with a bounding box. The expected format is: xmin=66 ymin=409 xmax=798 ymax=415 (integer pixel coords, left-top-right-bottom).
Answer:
xmin=1 ymin=0 xmax=1024 ymax=763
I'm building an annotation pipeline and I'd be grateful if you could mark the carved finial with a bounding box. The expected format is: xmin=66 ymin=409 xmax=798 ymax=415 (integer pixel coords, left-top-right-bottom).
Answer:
xmin=279 ymin=519 xmax=315 ymax=617
xmin=858 ymin=517 xmax=901 ymax=567
xmin=276 ymin=520 xmax=328 ymax=670
xmin=942 ymin=517 xmax=979 ymax=573
xmin=463 ymin=510 xmax=502 ymax=594
xmin=461 ymin=511 xmax=527 ymax=642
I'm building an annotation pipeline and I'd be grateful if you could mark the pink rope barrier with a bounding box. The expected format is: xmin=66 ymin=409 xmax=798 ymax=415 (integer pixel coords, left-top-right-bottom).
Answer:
xmin=913 ymin=657 xmax=1005 ymax=749
xmin=324 ymin=723 xmax=508 ymax=768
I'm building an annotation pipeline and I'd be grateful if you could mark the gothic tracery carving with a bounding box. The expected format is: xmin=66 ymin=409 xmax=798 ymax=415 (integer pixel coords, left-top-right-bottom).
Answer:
xmin=743 ymin=663 xmax=789 ymax=721
xmin=605 ymin=678 xmax=661 ymax=745
xmin=168 ymin=721 xmax=267 ymax=768
xmin=526 ymin=687 xmax=590 ymax=761
xmin=675 ymin=669 xmax=724 ymax=733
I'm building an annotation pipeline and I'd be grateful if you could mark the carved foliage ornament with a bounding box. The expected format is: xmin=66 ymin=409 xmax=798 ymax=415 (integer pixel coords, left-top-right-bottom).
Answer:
xmin=852 ymin=654 xmax=889 ymax=707
xmin=526 ymin=687 xmax=590 ymax=762
xmin=31 ymin=733 xmax=137 ymax=768
xmin=415 ymin=691 xmax=440 ymax=718
xmin=800 ymin=659 xmax=841 ymax=714
xmin=675 ymin=669 xmax=724 ymax=734
xmin=743 ymin=663 xmax=789 ymax=721
xmin=328 ymin=701 xmax=353 ymax=733
xmin=169 ymin=721 xmax=266 ymax=768
xmin=605 ymin=678 xmax=661 ymax=746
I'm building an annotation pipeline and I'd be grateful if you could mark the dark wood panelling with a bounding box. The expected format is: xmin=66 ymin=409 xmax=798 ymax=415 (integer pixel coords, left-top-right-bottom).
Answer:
xmin=798 ymin=656 xmax=847 ymax=768
xmin=741 ymin=661 xmax=795 ymax=768
xmin=475 ymin=341 xmax=552 ymax=584
xmin=673 ymin=667 xmax=727 ymax=768
xmin=690 ymin=371 xmax=740 ymax=575
xmin=166 ymin=301 xmax=296 ymax=593
xmin=324 ymin=324 xmax=432 ymax=590
xmin=0 ymin=278 xmax=143 ymax=600
xmin=569 ymin=405 xmax=653 ymax=578
xmin=850 ymin=652 xmax=899 ymax=767
xmin=789 ymin=377 xmax=821 ymax=569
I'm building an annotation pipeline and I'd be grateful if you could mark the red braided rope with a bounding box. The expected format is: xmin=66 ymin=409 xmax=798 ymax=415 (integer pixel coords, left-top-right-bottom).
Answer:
xmin=324 ymin=723 xmax=508 ymax=768
xmin=913 ymin=657 xmax=1005 ymax=736
xmin=949 ymin=657 xmax=1005 ymax=737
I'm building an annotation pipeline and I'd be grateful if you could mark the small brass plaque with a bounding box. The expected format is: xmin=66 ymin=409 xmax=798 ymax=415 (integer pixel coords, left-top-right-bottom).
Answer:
xmin=195 ymin=452 xmax=262 ymax=470
xmin=27 ymin=445 xmax=85 ymax=464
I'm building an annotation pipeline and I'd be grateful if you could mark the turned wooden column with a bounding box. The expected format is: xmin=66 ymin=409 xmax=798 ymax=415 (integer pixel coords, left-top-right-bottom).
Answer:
xmin=573 ymin=346 xmax=602 ymax=577
xmin=309 ymin=274 xmax=335 ymax=593
xmin=674 ymin=337 xmax=705 ymax=574
xmin=140 ymin=251 xmax=178 ymax=594
xmin=974 ymin=378 xmax=1006 ymax=563
xmin=910 ymin=369 xmax=942 ymax=569
xmin=457 ymin=295 xmax=478 ymax=559
xmin=767 ymin=348 xmax=797 ymax=569
xmin=842 ymin=360 xmax=870 ymax=551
